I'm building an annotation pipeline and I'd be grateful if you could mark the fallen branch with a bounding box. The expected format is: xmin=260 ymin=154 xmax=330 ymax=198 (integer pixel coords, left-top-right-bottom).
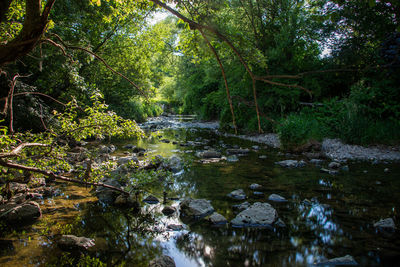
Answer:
xmin=0 ymin=142 xmax=49 ymax=159
xmin=0 ymin=159 xmax=129 ymax=195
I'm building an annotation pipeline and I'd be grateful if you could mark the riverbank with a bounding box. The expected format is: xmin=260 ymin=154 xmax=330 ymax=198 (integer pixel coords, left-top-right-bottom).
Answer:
xmin=143 ymin=115 xmax=400 ymax=162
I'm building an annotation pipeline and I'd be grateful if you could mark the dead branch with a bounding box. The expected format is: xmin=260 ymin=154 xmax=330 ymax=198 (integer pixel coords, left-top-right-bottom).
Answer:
xmin=0 ymin=142 xmax=49 ymax=158
xmin=0 ymin=158 xmax=129 ymax=195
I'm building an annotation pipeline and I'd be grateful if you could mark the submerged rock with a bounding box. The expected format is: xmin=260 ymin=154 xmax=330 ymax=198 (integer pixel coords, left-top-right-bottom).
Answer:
xmin=310 ymin=159 xmax=324 ymax=165
xmin=167 ymin=224 xmax=184 ymax=231
xmin=208 ymin=212 xmax=228 ymax=225
xmin=143 ymin=195 xmax=160 ymax=204
xmin=149 ymin=255 xmax=176 ymax=267
xmin=180 ymin=198 xmax=214 ymax=219
xmin=249 ymin=183 xmax=262 ymax=190
xmin=320 ymin=168 xmax=339 ymax=175
xmin=197 ymin=150 xmax=221 ymax=159
xmin=227 ymin=189 xmax=246 ymax=200
xmin=313 ymin=255 xmax=358 ymax=266
xmin=226 ymin=148 xmax=250 ymax=155
xmin=374 ymin=218 xmax=396 ymax=231
xmin=226 ymin=155 xmax=239 ymax=162
xmin=162 ymin=206 xmax=176 ymax=216
xmin=168 ymin=156 xmax=183 ymax=173
xmin=95 ymin=178 xmax=123 ymax=204
xmin=268 ymin=194 xmax=287 ymax=202
xmin=328 ymin=161 xmax=341 ymax=169
xmin=114 ymin=194 xmax=139 ymax=209
xmin=231 ymin=202 xmax=278 ymax=228
xmin=232 ymin=201 xmax=251 ymax=212
xmin=275 ymin=160 xmax=306 ymax=168
xmin=57 ymin=235 xmax=95 ymax=251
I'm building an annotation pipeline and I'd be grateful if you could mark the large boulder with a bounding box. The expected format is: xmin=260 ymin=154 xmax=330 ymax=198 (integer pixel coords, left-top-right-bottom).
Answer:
xmin=231 ymin=202 xmax=278 ymax=228
xmin=149 ymin=255 xmax=176 ymax=267
xmin=57 ymin=235 xmax=95 ymax=251
xmin=180 ymin=199 xmax=214 ymax=220
xmin=0 ymin=201 xmax=41 ymax=224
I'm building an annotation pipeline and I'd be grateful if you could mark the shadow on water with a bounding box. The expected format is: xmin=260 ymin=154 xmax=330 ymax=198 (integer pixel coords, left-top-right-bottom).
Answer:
xmin=1 ymin=115 xmax=400 ymax=266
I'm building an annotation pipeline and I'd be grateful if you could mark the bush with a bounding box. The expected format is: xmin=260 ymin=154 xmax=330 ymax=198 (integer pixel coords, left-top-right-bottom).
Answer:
xmin=110 ymin=99 xmax=163 ymax=122
xmin=276 ymin=113 xmax=321 ymax=150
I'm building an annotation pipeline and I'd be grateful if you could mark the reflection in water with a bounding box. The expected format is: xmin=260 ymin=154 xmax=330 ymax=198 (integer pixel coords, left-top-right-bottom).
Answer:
xmin=1 ymin=117 xmax=400 ymax=266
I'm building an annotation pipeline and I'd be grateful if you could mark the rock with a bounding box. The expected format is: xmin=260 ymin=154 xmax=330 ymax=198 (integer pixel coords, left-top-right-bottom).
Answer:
xmin=384 ymin=168 xmax=390 ymax=173
xmin=341 ymin=165 xmax=350 ymax=172
xmin=162 ymin=206 xmax=176 ymax=216
xmin=363 ymin=170 xmax=368 ymax=174
xmin=28 ymin=177 xmax=46 ymax=188
xmin=304 ymin=152 xmax=324 ymax=159
xmin=114 ymin=194 xmax=139 ymax=209
xmin=8 ymin=193 xmax=26 ymax=204
xmin=227 ymin=189 xmax=246 ymax=200
xmin=99 ymin=145 xmax=116 ymax=154
xmin=95 ymin=178 xmax=123 ymax=204
xmin=310 ymin=159 xmax=324 ymax=165
xmin=313 ymin=255 xmax=358 ymax=266
xmin=249 ymin=183 xmax=262 ymax=190
xmin=328 ymin=161 xmax=341 ymax=169
xmin=143 ymin=195 xmax=159 ymax=204
xmin=180 ymin=199 xmax=214 ymax=219
xmin=57 ymin=235 xmax=95 ymax=251
xmin=197 ymin=150 xmax=221 ymax=159
xmin=320 ymin=168 xmax=339 ymax=175
xmin=232 ymin=201 xmax=251 ymax=212
xmin=123 ymin=144 xmax=135 ymax=149
xmin=253 ymin=191 xmax=264 ymax=197
xmin=9 ymin=182 xmax=28 ymax=193
xmin=149 ymin=255 xmax=176 ymax=267
xmin=252 ymin=145 xmax=260 ymax=150
xmin=226 ymin=155 xmax=239 ymax=162
xmin=268 ymin=194 xmax=287 ymax=202
xmin=275 ymin=160 xmax=306 ymax=168
xmin=168 ymin=156 xmax=183 ymax=173
xmin=208 ymin=212 xmax=227 ymax=225
xmin=167 ymin=224 xmax=184 ymax=231
xmin=117 ymin=156 xmax=139 ymax=165
xmin=374 ymin=218 xmax=396 ymax=231
xmin=295 ymin=140 xmax=321 ymax=153
xmin=274 ymin=218 xmax=286 ymax=228
xmin=161 ymin=139 xmax=170 ymax=143
xmin=231 ymin=202 xmax=278 ymax=228
xmin=226 ymin=148 xmax=250 ymax=155
xmin=258 ymin=155 xmax=267 ymax=159
xmin=132 ymin=146 xmax=146 ymax=153
xmin=0 ymin=201 xmax=41 ymax=224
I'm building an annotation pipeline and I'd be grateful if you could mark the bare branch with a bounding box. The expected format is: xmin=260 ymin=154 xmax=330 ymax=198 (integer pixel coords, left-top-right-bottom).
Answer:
xmin=0 ymin=159 xmax=129 ymax=195
xmin=0 ymin=143 xmax=49 ymax=159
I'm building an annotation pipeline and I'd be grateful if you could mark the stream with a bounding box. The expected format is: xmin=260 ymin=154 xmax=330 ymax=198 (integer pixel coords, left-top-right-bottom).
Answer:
xmin=1 ymin=115 xmax=400 ymax=266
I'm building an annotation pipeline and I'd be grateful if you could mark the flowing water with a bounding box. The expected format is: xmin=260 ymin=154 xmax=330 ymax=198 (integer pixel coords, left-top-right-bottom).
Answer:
xmin=1 ymin=115 xmax=400 ymax=266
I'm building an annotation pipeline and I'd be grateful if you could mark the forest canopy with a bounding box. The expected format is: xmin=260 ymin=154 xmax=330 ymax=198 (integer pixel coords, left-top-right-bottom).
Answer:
xmin=1 ymin=0 xmax=399 ymax=145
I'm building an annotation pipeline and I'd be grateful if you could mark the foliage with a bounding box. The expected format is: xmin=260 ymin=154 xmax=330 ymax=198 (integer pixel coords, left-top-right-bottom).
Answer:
xmin=276 ymin=114 xmax=321 ymax=150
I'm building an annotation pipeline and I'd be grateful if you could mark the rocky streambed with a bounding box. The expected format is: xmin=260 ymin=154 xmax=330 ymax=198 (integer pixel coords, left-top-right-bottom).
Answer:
xmin=1 ymin=115 xmax=399 ymax=266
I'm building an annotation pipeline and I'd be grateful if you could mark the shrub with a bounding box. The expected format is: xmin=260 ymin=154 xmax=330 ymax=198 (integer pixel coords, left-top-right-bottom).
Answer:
xmin=277 ymin=113 xmax=321 ymax=150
